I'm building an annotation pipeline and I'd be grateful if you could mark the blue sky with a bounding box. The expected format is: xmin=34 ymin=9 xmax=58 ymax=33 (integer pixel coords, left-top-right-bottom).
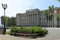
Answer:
xmin=0 ymin=0 xmax=60 ymax=17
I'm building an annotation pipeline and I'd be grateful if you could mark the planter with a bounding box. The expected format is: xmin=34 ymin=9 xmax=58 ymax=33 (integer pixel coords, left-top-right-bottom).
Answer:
xmin=13 ymin=30 xmax=37 ymax=38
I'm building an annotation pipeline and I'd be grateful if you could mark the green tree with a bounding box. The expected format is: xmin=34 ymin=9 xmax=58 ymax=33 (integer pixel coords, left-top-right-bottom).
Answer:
xmin=56 ymin=13 xmax=60 ymax=27
xmin=9 ymin=17 xmax=16 ymax=26
xmin=48 ymin=5 xmax=54 ymax=13
xmin=1 ymin=16 xmax=10 ymax=27
xmin=44 ymin=10 xmax=50 ymax=20
xmin=57 ymin=0 xmax=60 ymax=2
xmin=5 ymin=16 xmax=10 ymax=27
xmin=44 ymin=5 xmax=54 ymax=20
xmin=57 ymin=0 xmax=60 ymax=27
xmin=56 ymin=8 xmax=60 ymax=27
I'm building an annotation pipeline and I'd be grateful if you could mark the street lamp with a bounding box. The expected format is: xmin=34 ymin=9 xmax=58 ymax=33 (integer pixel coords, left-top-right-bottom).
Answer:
xmin=2 ymin=3 xmax=7 ymax=35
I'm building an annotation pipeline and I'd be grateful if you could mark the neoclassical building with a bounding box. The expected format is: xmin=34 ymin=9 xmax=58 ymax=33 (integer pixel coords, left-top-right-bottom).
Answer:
xmin=16 ymin=8 xmax=60 ymax=27
xmin=16 ymin=9 xmax=41 ymax=26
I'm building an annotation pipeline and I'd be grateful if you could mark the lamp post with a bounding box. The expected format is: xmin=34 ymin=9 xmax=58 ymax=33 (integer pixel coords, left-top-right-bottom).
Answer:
xmin=2 ymin=3 xmax=7 ymax=35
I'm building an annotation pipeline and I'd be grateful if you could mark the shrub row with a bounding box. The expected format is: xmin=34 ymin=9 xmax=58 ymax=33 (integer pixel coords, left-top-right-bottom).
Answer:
xmin=9 ymin=26 xmax=48 ymax=36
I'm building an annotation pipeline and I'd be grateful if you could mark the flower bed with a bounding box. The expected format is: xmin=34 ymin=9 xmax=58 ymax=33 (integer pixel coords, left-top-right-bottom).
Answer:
xmin=8 ymin=26 xmax=48 ymax=37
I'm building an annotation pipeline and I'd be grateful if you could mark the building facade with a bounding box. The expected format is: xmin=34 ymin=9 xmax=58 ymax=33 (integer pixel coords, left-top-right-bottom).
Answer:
xmin=16 ymin=9 xmax=41 ymax=26
xmin=16 ymin=8 xmax=60 ymax=27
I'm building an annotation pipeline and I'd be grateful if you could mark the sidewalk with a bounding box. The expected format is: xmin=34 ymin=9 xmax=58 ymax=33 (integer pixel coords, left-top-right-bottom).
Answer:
xmin=0 ymin=34 xmax=42 ymax=40
xmin=0 ymin=34 xmax=60 ymax=40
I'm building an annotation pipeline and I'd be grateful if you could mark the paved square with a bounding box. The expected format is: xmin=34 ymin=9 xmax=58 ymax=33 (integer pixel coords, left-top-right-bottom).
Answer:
xmin=0 ymin=28 xmax=60 ymax=40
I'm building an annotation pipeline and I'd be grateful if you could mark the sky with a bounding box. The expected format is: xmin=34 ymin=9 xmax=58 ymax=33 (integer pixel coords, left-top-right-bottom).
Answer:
xmin=0 ymin=0 xmax=60 ymax=17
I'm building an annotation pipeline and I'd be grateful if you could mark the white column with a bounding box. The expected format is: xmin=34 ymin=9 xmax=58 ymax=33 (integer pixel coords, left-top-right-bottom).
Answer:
xmin=28 ymin=14 xmax=30 ymax=25
xmin=32 ymin=14 xmax=33 ymax=26
xmin=30 ymin=14 xmax=31 ymax=26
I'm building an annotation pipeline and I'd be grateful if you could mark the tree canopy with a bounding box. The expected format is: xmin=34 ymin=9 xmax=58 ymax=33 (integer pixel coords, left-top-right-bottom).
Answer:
xmin=44 ymin=5 xmax=54 ymax=20
xmin=1 ymin=16 xmax=16 ymax=27
xmin=57 ymin=0 xmax=60 ymax=2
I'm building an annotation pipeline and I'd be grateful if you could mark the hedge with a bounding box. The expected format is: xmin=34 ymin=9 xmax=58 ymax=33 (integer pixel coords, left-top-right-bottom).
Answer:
xmin=8 ymin=26 xmax=48 ymax=36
